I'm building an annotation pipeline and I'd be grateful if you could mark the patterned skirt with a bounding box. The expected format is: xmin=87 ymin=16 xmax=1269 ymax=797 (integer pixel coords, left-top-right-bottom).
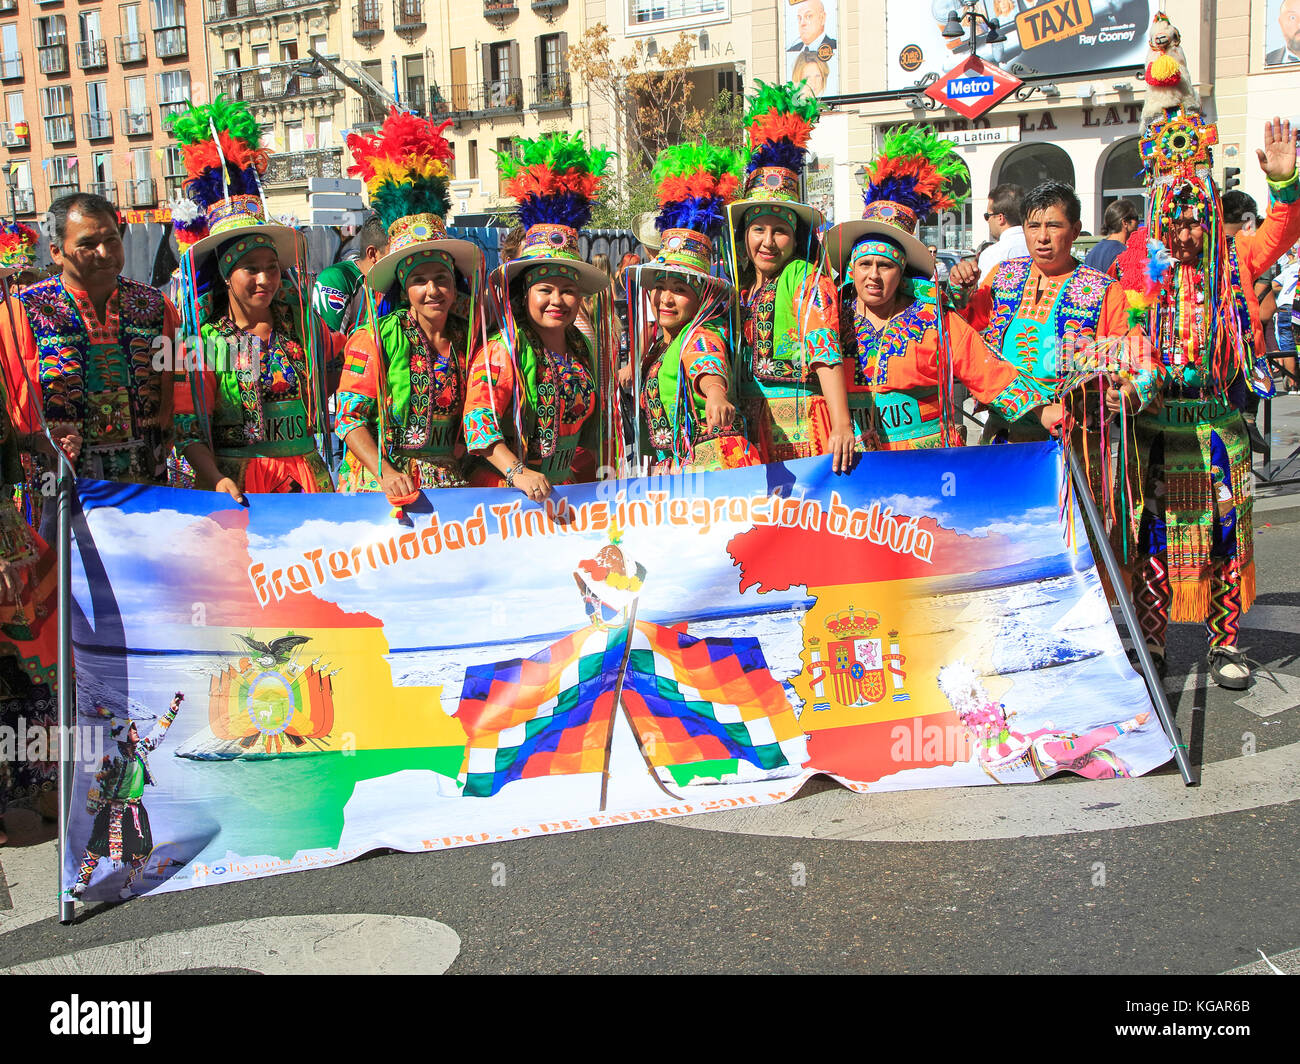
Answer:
xmin=86 ymin=799 xmax=152 ymax=862
xmin=1128 ymin=400 xmax=1254 ymax=623
xmin=338 ymin=450 xmax=468 ymax=492
xmin=742 ymin=388 xmax=832 ymax=463
xmin=215 ymin=450 xmax=336 ymax=494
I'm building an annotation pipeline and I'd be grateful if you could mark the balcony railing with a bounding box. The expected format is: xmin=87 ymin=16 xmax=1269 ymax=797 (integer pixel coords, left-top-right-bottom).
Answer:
xmin=115 ymin=35 xmax=147 ymax=64
xmin=87 ymin=181 xmax=117 ymax=203
xmin=531 ymin=0 xmax=567 ymax=14
xmin=531 ymin=72 xmax=570 ymax=110
xmin=75 ymin=39 xmax=109 ymax=70
xmin=484 ymin=0 xmax=519 ymax=17
xmin=49 ymin=181 xmax=81 ymax=199
xmin=208 ymin=0 xmax=339 ymax=19
xmin=44 ymin=116 xmax=75 ymax=144
xmin=164 ymin=173 xmax=186 ymax=198
xmin=124 ymin=177 xmax=157 ymax=207
xmin=349 ymin=98 xmax=387 ymax=128
xmin=8 ymin=188 xmax=35 ymax=215
xmin=83 ymin=112 xmax=113 ymax=140
xmin=121 ymin=108 xmax=153 ymax=136
xmin=153 ymin=26 xmax=188 ymax=59
xmin=214 ymin=60 xmax=342 ymax=103
xmin=394 ymin=0 xmax=425 ymax=31
xmin=0 ymin=121 xmax=30 ymax=147
xmin=0 ymin=0 xmax=16 ymax=14
xmin=38 ymin=42 xmax=70 ymax=76
xmin=354 ymin=1 xmax=383 ymax=38
xmin=0 ymin=53 xmax=21 ymax=80
xmin=159 ymin=100 xmax=189 ymax=128
xmin=446 ymin=78 xmax=524 ymax=118
xmin=264 ymin=147 xmax=343 ymax=185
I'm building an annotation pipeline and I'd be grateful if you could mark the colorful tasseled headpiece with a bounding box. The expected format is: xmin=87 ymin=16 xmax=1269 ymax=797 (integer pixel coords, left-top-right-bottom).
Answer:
xmin=495 ymin=132 xmax=614 ymax=290
xmin=642 ymin=141 xmax=745 ymax=280
xmin=863 ymin=126 xmax=968 ymax=222
xmin=498 ymin=132 xmax=613 ymax=233
xmin=167 ymin=94 xmax=270 ymax=251
xmin=734 ymin=80 xmax=820 ymax=218
xmin=346 ymin=108 xmax=453 ymax=234
xmin=0 ymin=220 xmax=39 ymax=272
xmin=1114 ymin=225 xmax=1175 ymax=328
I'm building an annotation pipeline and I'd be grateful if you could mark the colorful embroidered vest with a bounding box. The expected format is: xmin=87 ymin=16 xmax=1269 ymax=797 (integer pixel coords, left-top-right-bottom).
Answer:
xmin=980 ymin=258 xmax=1113 ymax=388
xmin=18 ymin=275 xmax=166 ymax=482
xmin=374 ymin=309 xmax=465 ymax=460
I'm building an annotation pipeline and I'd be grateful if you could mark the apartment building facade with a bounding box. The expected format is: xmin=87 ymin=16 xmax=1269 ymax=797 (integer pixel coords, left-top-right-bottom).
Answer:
xmin=203 ymin=0 xmax=347 ymax=222
xmin=335 ymin=0 xmax=588 ymax=217
xmin=0 ymin=0 xmax=202 ymax=220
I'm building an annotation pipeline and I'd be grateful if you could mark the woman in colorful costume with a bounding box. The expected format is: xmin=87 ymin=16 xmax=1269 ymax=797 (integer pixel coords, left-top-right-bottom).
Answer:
xmin=334 ymin=109 xmax=486 ymax=501
xmin=462 ymin=133 xmax=616 ymax=500
xmin=823 ymin=127 xmax=1062 ymax=450
xmin=169 ymin=96 xmax=336 ymax=500
xmin=623 ymin=142 xmax=761 ymax=473
xmin=725 ymin=82 xmax=854 ymax=470
xmin=0 ymin=229 xmax=58 ymax=843
xmin=1115 ymin=109 xmax=1300 ymax=688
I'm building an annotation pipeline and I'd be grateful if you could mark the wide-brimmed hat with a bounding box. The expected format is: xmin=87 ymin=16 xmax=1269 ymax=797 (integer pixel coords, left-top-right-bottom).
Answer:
xmin=726 ymin=81 xmax=825 ymax=248
xmin=823 ymin=126 xmax=969 ymax=279
xmin=167 ymin=95 xmax=307 ymax=273
xmin=624 ymin=141 xmax=745 ymax=294
xmin=0 ymin=220 xmax=38 ymax=278
xmin=497 ymin=132 xmax=615 ymax=297
xmin=346 ymin=108 xmax=485 ymax=294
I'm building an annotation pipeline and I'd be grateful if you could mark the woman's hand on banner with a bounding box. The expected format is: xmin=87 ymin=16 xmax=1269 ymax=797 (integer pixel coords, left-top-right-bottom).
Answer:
xmin=380 ymin=467 xmax=417 ymax=505
xmin=214 ymin=477 xmax=247 ymax=506
xmin=57 ymin=430 xmax=82 ymax=463
xmin=827 ymin=422 xmax=857 ymax=474
xmin=514 ymin=467 xmax=552 ymax=502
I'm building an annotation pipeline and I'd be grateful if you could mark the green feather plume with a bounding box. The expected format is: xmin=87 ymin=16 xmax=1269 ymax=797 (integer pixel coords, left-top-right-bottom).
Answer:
xmin=496 ymin=132 xmax=614 ymax=182
xmin=651 ymin=142 xmax=746 ymax=184
xmin=167 ymin=93 xmax=263 ymax=148
xmin=368 ymin=181 xmax=452 ymax=231
xmin=743 ymin=80 xmax=821 ymax=128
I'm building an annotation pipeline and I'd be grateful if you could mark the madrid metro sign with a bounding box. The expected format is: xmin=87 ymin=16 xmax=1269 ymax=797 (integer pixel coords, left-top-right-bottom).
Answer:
xmin=923 ymin=55 xmax=1023 ymax=120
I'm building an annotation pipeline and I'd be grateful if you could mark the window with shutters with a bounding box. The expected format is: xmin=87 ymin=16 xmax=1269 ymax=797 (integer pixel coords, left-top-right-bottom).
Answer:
xmin=483 ymin=41 xmax=520 ymax=112
xmin=534 ymin=32 xmax=568 ymax=108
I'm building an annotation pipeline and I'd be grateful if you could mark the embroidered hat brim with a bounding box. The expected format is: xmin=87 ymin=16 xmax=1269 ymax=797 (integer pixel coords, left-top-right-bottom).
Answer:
xmin=501 ymin=255 xmax=615 ymax=296
xmin=184 ymin=223 xmax=307 ymax=270
xmin=725 ymin=198 xmax=825 ymax=246
xmin=368 ymin=237 xmax=484 ymax=294
xmin=823 ymin=219 xmax=934 ymax=278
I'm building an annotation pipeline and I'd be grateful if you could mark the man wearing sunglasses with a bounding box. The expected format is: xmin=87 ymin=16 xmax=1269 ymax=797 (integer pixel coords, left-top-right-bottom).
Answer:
xmin=976 ymin=183 xmax=1028 ymax=281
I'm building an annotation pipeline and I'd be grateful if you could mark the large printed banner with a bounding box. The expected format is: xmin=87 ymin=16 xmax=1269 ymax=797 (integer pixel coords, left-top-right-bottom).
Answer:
xmin=64 ymin=444 xmax=1167 ymax=899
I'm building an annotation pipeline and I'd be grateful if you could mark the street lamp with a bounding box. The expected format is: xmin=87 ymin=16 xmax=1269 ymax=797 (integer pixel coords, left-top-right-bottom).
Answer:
xmin=941 ymin=2 xmax=1005 ymax=54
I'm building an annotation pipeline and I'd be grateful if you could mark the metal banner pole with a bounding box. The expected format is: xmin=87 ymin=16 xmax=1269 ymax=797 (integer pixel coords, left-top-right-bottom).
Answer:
xmin=1064 ymin=446 xmax=1197 ymax=786
xmin=57 ymin=465 xmax=75 ymax=922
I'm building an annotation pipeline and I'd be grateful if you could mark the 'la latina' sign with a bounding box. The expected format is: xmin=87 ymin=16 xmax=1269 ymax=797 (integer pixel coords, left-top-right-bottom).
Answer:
xmin=924 ymin=55 xmax=1023 ymax=121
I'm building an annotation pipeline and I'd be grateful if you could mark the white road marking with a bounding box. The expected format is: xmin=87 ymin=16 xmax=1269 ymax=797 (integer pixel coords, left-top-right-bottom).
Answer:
xmin=1223 ymin=946 xmax=1299 ymax=975
xmin=1235 ymin=672 xmax=1300 ymax=718
xmin=0 ymin=913 xmax=460 ymax=975
xmin=666 ymin=741 xmax=1300 ymax=842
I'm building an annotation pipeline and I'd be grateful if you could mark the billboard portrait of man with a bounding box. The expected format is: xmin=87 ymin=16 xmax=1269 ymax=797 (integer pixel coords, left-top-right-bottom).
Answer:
xmin=1265 ymin=0 xmax=1300 ymax=66
xmin=786 ymin=0 xmax=839 ymax=97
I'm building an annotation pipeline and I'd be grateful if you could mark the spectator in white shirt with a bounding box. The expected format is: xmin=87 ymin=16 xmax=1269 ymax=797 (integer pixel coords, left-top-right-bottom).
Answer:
xmin=977 ymin=183 xmax=1028 ymax=280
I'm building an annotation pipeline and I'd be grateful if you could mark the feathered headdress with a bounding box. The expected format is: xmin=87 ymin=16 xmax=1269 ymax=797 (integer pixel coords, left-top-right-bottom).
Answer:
xmin=726 ymin=81 xmax=824 ymax=239
xmin=633 ymin=141 xmax=745 ymax=283
xmin=1114 ymin=226 xmax=1174 ymax=329
xmin=495 ymin=131 xmax=615 ymax=295
xmin=346 ymin=108 xmax=479 ymax=293
xmin=0 ymin=220 xmax=39 ymax=273
xmin=825 ymin=125 xmax=966 ymax=279
xmin=167 ymin=94 xmax=270 ymax=251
